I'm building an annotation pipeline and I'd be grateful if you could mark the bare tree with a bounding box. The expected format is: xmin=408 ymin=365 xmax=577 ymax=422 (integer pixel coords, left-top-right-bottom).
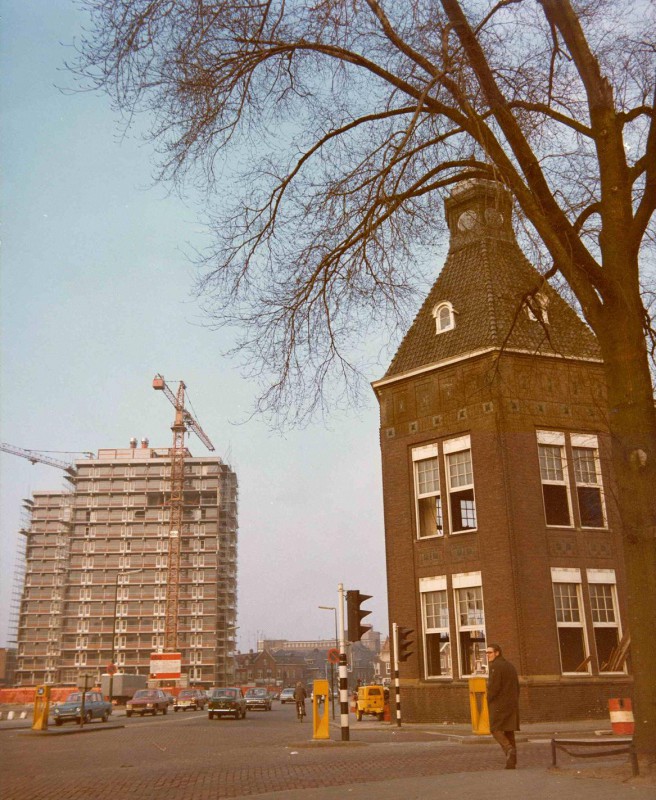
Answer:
xmin=71 ymin=0 xmax=655 ymax=753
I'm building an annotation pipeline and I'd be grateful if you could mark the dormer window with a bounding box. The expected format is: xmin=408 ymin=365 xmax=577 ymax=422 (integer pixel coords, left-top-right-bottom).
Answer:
xmin=526 ymin=292 xmax=549 ymax=324
xmin=433 ymin=301 xmax=455 ymax=334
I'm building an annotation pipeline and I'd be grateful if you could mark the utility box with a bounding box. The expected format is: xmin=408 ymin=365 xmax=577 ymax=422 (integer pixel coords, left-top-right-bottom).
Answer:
xmin=468 ymin=677 xmax=490 ymax=734
xmin=32 ymin=685 xmax=51 ymax=731
xmin=101 ymin=673 xmax=147 ymax=703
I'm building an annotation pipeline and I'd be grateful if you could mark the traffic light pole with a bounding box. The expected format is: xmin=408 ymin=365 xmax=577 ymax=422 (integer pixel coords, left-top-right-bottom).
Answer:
xmin=338 ymin=583 xmax=350 ymax=741
xmin=392 ymin=622 xmax=402 ymax=728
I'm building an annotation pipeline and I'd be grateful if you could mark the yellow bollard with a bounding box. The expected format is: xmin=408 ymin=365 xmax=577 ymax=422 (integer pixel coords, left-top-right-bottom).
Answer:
xmin=32 ymin=685 xmax=51 ymax=731
xmin=312 ymin=679 xmax=330 ymax=740
xmin=468 ymin=677 xmax=490 ymax=734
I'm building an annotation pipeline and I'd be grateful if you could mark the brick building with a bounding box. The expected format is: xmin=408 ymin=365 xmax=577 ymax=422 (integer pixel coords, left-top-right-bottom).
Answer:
xmin=15 ymin=439 xmax=238 ymax=688
xmin=372 ymin=180 xmax=631 ymax=723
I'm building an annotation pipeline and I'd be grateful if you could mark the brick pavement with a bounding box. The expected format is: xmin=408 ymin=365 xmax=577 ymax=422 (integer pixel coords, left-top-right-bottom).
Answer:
xmin=0 ymin=719 xmax=577 ymax=799
xmin=1 ymin=708 xmax=651 ymax=799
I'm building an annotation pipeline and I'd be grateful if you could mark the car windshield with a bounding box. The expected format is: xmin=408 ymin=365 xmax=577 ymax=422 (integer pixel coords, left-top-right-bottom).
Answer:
xmin=213 ymin=689 xmax=238 ymax=699
xmin=179 ymin=690 xmax=194 ymax=697
xmin=133 ymin=690 xmax=158 ymax=698
xmin=66 ymin=693 xmax=87 ymax=702
xmin=246 ymin=689 xmax=265 ymax=696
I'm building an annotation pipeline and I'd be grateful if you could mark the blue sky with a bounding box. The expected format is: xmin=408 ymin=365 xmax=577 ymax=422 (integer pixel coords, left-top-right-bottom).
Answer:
xmin=0 ymin=1 xmax=404 ymax=652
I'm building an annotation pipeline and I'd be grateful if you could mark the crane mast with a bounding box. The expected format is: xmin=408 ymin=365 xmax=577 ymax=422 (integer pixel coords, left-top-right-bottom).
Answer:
xmin=153 ymin=375 xmax=215 ymax=652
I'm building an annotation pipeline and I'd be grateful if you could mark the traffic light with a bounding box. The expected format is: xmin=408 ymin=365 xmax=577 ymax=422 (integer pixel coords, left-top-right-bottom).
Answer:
xmin=397 ymin=626 xmax=414 ymax=662
xmin=346 ymin=590 xmax=372 ymax=642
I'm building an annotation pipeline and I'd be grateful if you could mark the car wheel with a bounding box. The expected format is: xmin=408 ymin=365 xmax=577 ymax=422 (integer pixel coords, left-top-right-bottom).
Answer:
xmin=356 ymin=709 xmax=363 ymax=721
xmin=163 ymin=707 xmax=168 ymax=715
xmin=208 ymin=712 xmax=214 ymax=720
xmin=126 ymin=711 xmax=132 ymax=718
xmin=174 ymin=707 xmax=179 ymax=712
xmin=84 ymin=711 xmax=93 ymax=724
xmin=101 ymin=712 xmax=109 ymax=723
xmin=55 ymin=718 xmax=63 ymax=726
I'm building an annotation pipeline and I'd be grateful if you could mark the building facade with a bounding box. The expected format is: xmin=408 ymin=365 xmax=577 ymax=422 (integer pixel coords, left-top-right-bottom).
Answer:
xmin=15 ymin=439 xmax=238 ymax=688
xmin=373 ymin=180 xmax=631 ymax=722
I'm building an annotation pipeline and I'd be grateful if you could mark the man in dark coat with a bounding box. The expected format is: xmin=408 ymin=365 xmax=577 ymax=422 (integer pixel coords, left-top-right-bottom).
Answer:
xmin=486 ymin=643 xmax=520 ymax=769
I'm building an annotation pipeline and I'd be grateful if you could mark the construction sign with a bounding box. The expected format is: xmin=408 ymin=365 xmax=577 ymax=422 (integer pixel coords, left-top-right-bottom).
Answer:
xmin=150 ymin=652 xmax=182 ymax=679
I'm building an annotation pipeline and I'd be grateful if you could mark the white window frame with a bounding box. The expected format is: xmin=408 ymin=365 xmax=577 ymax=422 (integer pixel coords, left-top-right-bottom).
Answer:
xmin=445 ymin=436 xmax=477 ymax=534
xmin=432 ymin=301 xmax=455 ymax=333
xmin=572 ymin=434 xmax=607 ymax=529
xmin=551 ymin=567 xmax=590 ymax=674
xmin=587 ymin=569 xmax=624 ymax=673
xmin=420 ymin=576 xmax=451 ymax=679
xmin=453 ymin=572 xmax=486 ymax=677
xmin=412 ymin=444 xmax=443 ymax=539
xmin=537 ymin=431 xmax=573 ymax=527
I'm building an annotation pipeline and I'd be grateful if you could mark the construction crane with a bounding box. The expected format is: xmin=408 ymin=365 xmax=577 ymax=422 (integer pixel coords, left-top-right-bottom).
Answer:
xmin=153 ymin=374 xmax=215 ymax=653
xmin=0 ymin=442 xmax=93 ymax=475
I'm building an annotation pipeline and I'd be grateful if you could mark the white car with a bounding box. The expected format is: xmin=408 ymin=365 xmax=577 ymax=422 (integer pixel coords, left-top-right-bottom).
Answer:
xmin=279 ymin=688 xmax=296 ymax=704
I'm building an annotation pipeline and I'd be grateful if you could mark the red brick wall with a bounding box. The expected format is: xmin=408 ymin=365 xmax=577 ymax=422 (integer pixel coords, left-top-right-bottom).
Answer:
xmin=376 ymin=350 xmax=629 ymax=722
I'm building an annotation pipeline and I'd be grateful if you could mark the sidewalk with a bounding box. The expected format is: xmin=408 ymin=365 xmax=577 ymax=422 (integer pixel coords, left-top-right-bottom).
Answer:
xmin=248 ymin=768 xmax=656 ymax=800
xmin=344 ymin=716 xmax=613 ymax=742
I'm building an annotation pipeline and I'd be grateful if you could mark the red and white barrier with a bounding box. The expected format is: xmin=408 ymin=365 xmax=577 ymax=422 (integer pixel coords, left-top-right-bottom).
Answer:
xmin=608 ymin=697 xmax=634 ymax=735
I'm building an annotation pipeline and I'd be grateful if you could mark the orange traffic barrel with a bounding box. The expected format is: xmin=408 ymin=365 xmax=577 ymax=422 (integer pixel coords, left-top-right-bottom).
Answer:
xmin=608 ymin=698 xmax=634 ymax=735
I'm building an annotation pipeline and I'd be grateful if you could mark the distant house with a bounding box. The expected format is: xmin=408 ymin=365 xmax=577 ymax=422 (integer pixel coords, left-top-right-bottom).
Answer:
xmin=234 ymin=648 xmax=305 ymax=687
xmin=373 ymin=180 xmax=630 ymax=723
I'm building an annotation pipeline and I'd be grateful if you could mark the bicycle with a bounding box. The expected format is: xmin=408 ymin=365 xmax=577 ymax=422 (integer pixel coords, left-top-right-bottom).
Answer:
xmin=296 ymin=700 xmax=306 ymax=722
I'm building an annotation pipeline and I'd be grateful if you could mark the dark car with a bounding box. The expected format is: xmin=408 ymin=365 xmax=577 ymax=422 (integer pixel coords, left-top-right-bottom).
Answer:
xmin=244 ymin=688 xmax=272 ymax=711
xmin=126 ymin=688 xmax=169 ymax=717
xmin=174 ymin=689 xmax=207 ymax=711
xmin=52 ymin=691 xmax=113 ymax=726
xmin=208 ymin=687 xmax=246 ymax=720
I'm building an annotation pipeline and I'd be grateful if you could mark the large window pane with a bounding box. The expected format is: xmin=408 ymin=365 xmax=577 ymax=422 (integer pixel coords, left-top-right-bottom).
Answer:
xmin=447 ymin=449 xmax=477 ymax=533
xmin=422 ymin=588 xmax=451 ymax=678
xmin=415 ymin=455 xmax=443 ymax=538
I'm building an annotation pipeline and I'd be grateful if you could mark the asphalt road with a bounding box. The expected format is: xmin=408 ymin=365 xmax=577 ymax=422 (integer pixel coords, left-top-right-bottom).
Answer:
xmin=1 ymin=703 xmax=650 ymax=800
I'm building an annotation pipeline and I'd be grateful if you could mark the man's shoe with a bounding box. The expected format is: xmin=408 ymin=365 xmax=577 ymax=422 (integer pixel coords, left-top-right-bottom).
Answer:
xmin=505 ymin=747 xmax=517 ymax=769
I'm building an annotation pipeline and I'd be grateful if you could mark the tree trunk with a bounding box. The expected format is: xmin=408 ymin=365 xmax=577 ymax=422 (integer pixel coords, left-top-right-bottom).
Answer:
xmin=596 ymin=304 xmax=656 ymax=757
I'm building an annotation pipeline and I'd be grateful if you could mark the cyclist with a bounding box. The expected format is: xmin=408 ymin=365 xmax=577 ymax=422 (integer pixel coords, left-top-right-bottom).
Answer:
xmin=294 ymin=681 xmax=307 ymax=721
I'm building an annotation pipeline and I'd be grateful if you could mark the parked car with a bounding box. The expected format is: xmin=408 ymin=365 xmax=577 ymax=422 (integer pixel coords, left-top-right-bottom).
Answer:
xmin=279 ymin=687 xmax=296 ymax=704
xmin=174 ymin=688 xmax=207 ymax=711
xmin=52 ymin=691 xmax=112 ymax=726
xmin=208 ymin=687 xmax=246 ymax=720
xmin=126 ymin=688 xmax=170 ymax=717
xmin=244 ymin=687 xmax=272 ymax=711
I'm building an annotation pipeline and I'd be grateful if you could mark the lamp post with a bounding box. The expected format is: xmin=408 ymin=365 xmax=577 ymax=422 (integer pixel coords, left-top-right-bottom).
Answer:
xmin=108 ymin=568 xmax=143 ymax=705
xmin=318 ymin=605 xmax=338 ymax=719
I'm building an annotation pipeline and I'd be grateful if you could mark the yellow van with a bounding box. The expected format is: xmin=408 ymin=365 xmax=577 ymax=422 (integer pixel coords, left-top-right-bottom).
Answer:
xmin=355 ymin=684 xmax=387 ymax=721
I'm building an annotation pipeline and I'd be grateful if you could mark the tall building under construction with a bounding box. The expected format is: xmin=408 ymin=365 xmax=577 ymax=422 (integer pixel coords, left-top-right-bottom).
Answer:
xmin=14 ymin=438 xmax=238 ymax=687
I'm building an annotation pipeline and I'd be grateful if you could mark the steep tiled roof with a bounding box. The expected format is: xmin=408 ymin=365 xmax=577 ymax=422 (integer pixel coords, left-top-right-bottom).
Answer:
xmin=384 ymin=182 xmax=600 ymax=379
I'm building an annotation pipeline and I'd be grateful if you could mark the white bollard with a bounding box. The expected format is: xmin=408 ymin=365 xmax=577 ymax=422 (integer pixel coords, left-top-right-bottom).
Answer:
xmin=7 ymin=711 xmax=15 ymax=720
xmin=20 ymin=711 xmax=27 ymax=719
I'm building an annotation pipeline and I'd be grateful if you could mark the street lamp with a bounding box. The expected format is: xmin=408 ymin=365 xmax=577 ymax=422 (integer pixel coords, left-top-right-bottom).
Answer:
xmin=108 ymin=567 xmax=143 ymax=705
xmin=318 ymin=605 xmax=338 ymax=719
